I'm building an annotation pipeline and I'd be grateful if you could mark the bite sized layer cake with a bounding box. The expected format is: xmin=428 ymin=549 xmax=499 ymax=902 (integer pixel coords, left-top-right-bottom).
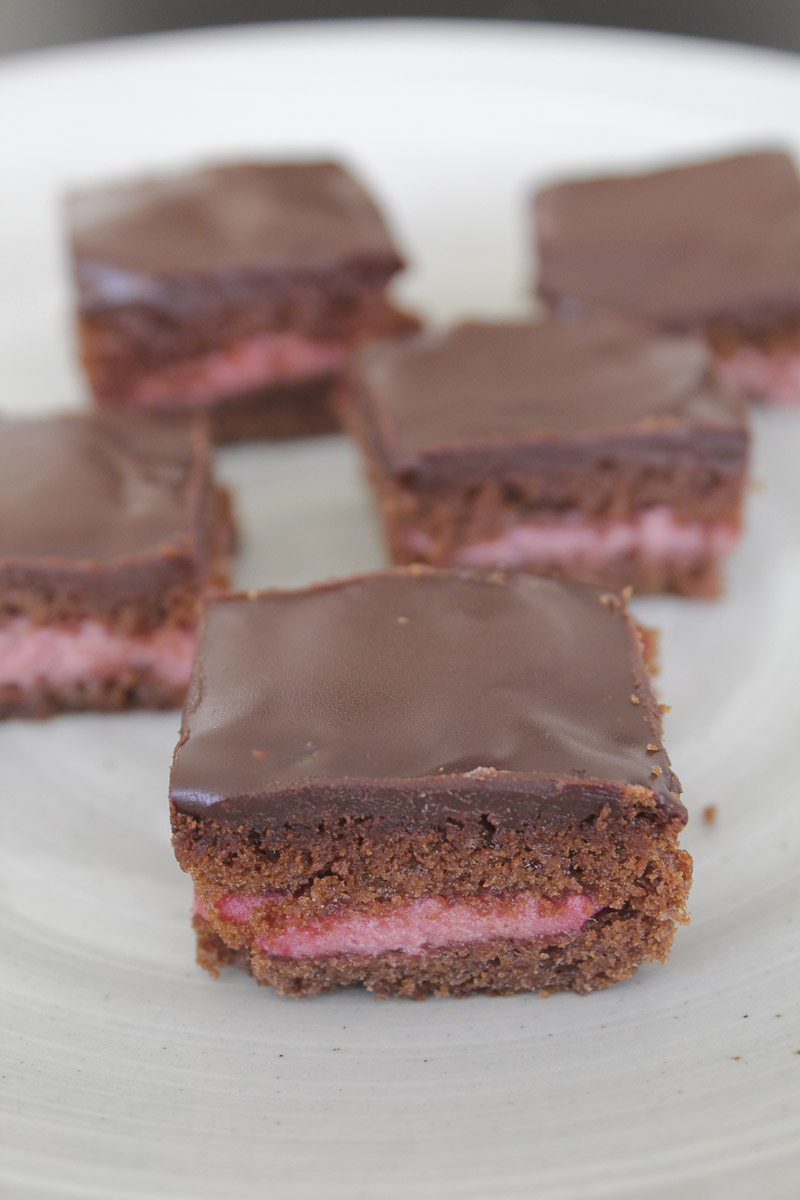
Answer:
xmin=170 ymin=569 xmax=691 ymax=999
xmin=0 ymin=412 xmax=232 ymax=718
xmin=67 ymin=161 xmax=415 ymax=442
xmin=534 ymin=150 xmax=800 ymax=405
xmin=344 ymin=318 xmax=748 ymax=597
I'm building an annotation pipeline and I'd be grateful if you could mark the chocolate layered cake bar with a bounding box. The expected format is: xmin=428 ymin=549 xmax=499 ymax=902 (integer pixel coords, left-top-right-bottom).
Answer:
xmin=535 ymin=150 xmax=800 ymax=405
xmin=0 ymin=412 xmax=232 ymax=717
xmin=344 ymin=317 xmax=748 ymax=597
xmin=170 ymin=568 xmax=691 ymax=999
xmin=67 ymin=161 xmax=414 ymax=441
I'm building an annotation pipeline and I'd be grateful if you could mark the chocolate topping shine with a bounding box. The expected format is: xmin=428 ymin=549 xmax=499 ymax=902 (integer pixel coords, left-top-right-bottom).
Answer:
xmin=171 ymin=570 xmax=683 ymax=828
xmin=0 ymin=413 xmax=202 ymax=562
xmin=355 ymin=317 xmax=743 ymax=477
xmin=68 ymin=161 xmax=404 ymax=310
xmin=535 ymin=150 xmax=800 ymax=328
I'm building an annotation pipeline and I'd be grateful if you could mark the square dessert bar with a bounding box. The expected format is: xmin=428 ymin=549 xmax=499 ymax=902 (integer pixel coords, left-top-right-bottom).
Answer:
xmin=344 ymin=317 xmax=748 ymax=597
xmin=170 ymin=568 xmax=691 ymax=999
xmin=67 ymin=161 xmax=415 ymax=442
xmin=0 ymin=412 xmax=232 ymax=717
xmin=534 ymin=150 xmax=800 ymax=405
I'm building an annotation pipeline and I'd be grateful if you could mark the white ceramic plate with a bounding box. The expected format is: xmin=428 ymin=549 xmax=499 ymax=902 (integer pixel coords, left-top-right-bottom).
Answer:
xmin=1 ymin=21 xmax=799 ymax=1200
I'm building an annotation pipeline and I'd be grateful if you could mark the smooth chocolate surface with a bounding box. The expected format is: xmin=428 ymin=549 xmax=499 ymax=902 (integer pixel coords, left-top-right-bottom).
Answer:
xmin=69 ymin=161 xmax=404 ymax=311
xmin=0 ymin=412 xmax=215 ymax=619
xmin=535 ymin=150 xmax=800 ymax=329
xmin=353 ymin=317 xmax=746 ymax=484
xmin=170 ymin=569 xmax=683 ymax=827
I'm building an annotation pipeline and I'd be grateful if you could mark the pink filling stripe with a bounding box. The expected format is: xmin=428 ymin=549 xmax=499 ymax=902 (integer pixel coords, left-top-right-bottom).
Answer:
xmin=401 ymin=506 xmax=738 ymax=570
xmin=0 ymin=616 xmax=195 ymax=689
xmin=715 ymin=345 xmax=800 ymax=406
xmin=129 ymin=331 xmax=348 ymax=406
xmin=197 ymin=891 xmax=598 ymax=959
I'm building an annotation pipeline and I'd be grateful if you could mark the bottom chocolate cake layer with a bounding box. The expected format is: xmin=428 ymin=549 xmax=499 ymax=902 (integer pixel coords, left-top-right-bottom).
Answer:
xmin=193 ymin=905 xmax=680 ymax=999
xmin=0 ymin=666 xmax=187 ymax=719
xmin=204 ymin=374 xmax=341 ymax=443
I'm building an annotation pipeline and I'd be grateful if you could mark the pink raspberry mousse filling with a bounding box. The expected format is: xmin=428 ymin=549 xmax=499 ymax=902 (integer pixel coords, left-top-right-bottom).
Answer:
xmin=399 ymin=506 xmax=739 ymax=570
xmin=715 ymin=344 xmax=800 ymax=406
xmin=196 ymin=891 xmax=599 ymax=959
xmin=0 ymin=616 xmax=196 ymax=689
xmin=128 ymin=331 xmax=348 ymax=407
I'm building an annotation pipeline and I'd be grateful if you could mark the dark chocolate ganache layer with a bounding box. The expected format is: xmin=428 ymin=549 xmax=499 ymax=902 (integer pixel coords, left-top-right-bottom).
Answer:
xmin=535 ymin=150 xmax=800 ymax=329
xmin=352 ymin=316 xmax=746 ymax=485
xmin=68 ymin=161 xmax=404 ymax=310
xmin=171 ymin=569 xmax=684 ymax=829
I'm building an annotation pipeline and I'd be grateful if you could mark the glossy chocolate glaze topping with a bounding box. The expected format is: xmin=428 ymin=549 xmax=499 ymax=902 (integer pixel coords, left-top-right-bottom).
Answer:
xmin=0 ymin=413 xmax=214 ymax=618
xmin=354 ymin=316 xmax=744 ymax=478
xmin=170 ymin=569 xmax=684 ymax=829
xmin=535 ymin=150 xmax=800 ymax=329
xmin=68 ymin=161 xmax=404 ymax=310
xmin=0 ymin=413 xmax=204 ymax=561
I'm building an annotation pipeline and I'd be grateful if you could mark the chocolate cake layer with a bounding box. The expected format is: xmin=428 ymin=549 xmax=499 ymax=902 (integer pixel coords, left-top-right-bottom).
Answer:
xmin=170 ymin=570 xmax=690 ymax=998
xmin=0 ymin=666 xmax=188 ymax=721
xmin=67 ymin=161 xmax=412 ymax=425
xmin=535 ymin=150 xmax=800 ymax=333
xmin=76 ymin=272 xmax=412 ymax=410
xmin=175 ymin=797 xmax=689 ymax=941
xmin=200 ymin=375 xmax=341 ymax=444
xmin=343 ymin=318 xmax=748 ymax=595
xmin=0 ymin=412 xmax=224 ymax=627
